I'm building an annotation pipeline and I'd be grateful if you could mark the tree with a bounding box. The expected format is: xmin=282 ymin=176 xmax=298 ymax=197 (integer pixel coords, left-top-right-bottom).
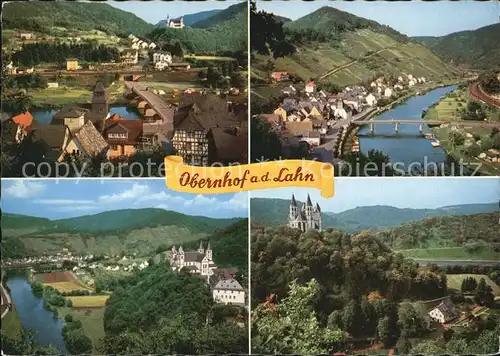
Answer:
xmin=474 ymin=278 xmax=495 ymax=306
xmin=252 ymin=279 xmax=346 ymax=354
xmin=397 ymin=302 xmax=424 ymax=337
xmin=250 ymin=116 xmax=282 ymax=162
xmin=479 ymin=70 xmax=500 ymax=94
xmin=65 ymin=314 xmax=74 ymax=323
xmin=64 ymin=329 xmax=92 ymax=354
xmin=460 ymin=276 xmax=478 ymax=292
xmin=449 ymin=130 xmax=466 ymax=148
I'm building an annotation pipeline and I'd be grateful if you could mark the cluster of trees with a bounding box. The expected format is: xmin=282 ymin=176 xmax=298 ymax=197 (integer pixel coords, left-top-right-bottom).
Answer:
xmin=197 ymin=64 xmax=245 ymax=89
xmin=3 ymin=73 xmax=48 ymax=91
xmin=101 ymin=263 xmax=247 ymax=354
xmin=12 ymin=43 xmax=120 ymax=66
xmin=159 ymin=42 xmax=183 ymax=58
xmin=460 ymin=101 xmax=486 ymax=121
xmin=479 ymin=70 xmax=500 ymax=94
xmin=30 ymin=281 xmax=72 ymax=317
xmin=460 ymin=277 xmax=496 ymax=306
xmin=1 ymin=329 xmax=60 ymax=355
xmin=62 ymin=315 xmax=93 ymax=354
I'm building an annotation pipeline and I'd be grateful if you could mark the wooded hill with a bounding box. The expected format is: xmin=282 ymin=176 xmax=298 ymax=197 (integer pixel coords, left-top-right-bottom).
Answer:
xmin=148 ymin=2 xmax=248 ymax=54
xmin=2 ymin=2 xmax=154 ymax=35
xmin=414 ymin=23 xmax=500 ymax=70
xmin=1 ymin=210 xmax=243 ymax=258
xmin=251 ymin=6 xmax=460 ymax=86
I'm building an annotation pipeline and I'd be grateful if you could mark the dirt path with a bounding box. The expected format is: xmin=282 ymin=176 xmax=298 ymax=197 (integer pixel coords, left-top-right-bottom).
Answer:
xmin=317 ymin=44 xmax=400 ymax=81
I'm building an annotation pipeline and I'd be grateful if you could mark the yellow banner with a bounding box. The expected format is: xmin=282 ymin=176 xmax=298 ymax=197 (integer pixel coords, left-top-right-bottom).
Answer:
xmin=164 ymin=156 xmax=334 ymax=198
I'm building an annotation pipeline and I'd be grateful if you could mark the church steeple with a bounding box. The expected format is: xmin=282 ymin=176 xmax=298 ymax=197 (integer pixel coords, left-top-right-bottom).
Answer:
xmin=91 ymin=81 xmax=108 ymax=116
xmin=198 ymin=241 xmax=204 ymax=254
xmin=205 ymin=241 xmax=212 ymax=260
xmin=306 ymin=194 xmax=312 ymax=206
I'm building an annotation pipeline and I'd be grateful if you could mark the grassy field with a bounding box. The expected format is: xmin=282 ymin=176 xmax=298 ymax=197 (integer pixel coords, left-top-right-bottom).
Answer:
xmin=67 ymin=295 xmax=109 ymax=307
xmin=1 ymin=308 xmax=23 ymax=340
xmin=29 ymin=81 xmax=126 ymax=106
xmin=398 ymin=246 xmax=500 ymax=260
xmin=184 ymin=55 xmax=236 ymax=61
xmin=60 ymin=306 xmax=105 ymax=354
xmin=44 ymin=281 xmax=94 ymax=293
xmin=446 ymin=274 xmax=500 ymax=295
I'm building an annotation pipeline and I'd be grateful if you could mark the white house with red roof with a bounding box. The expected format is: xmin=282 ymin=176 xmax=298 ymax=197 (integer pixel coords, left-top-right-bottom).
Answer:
xmin=305 ymin=81 xmax=316 ymax=94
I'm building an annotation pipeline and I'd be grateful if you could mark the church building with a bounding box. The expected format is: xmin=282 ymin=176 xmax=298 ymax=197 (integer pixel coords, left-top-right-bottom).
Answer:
xmin=166 ymin=15 xmax=185 ymax=29
xmin=170 ymin=241 xmax=246 ymax=307
xmin=288 ymin=194 xmax=322 ymax=232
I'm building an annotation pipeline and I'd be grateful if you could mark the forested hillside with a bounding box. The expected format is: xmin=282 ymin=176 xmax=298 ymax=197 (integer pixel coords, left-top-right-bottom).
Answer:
xmin=102 ymin=263 xmax=247 ymax=354
xmin=148 ymin=2 xmax=247 ymax=54
xmin=376 ymin=212 xmax=500 ymax=251
xmin=2 ymin=2 xmax=154 ymax=35
xmin=414 ymin=23 xmax=500 ymax=70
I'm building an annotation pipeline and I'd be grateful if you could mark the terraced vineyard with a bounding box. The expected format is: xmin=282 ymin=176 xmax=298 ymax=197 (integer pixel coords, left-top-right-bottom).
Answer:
xmin=252 ymin=28 xmax=459 ymax=86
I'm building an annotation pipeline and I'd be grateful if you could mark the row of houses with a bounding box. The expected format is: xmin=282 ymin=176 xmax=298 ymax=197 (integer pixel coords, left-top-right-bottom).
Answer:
xmin=128 ymin=34 xmax=157 ymax=50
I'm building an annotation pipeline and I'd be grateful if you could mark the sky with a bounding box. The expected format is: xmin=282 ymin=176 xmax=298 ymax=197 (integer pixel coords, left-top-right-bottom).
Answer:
xmin=258 ymin=0 xmax=500 ymax=37
xmin=1 ymin=179 xmax=248 ymax=220
xmin=108 ymin=0 xmax=244 ymax=25
xmin=250 ymin=178 xmax=500 ymax=213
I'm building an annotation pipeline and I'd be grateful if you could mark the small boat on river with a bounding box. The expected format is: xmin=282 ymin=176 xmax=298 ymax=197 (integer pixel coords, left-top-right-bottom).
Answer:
xmin=430 ymin=139 xmax=440 ymax=147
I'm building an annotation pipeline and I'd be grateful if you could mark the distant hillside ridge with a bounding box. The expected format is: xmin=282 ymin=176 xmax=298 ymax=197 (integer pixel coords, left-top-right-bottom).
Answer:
xmin=250 ymin=198 xmax=499 ymax=233
xmin=2 ymin=1 xmax=154 ymax=35
xmin=413 ymin=23 xmax=500 ymax=70
xmin=156 ymin=9 xmax=222 ymax=27
xmin=2 ymin=209 xmax=240 ymax=234
xmin=2 ymin=210 xmax=244 ymax=258
xmin=191 ymin=2 xmax=247 ymax=28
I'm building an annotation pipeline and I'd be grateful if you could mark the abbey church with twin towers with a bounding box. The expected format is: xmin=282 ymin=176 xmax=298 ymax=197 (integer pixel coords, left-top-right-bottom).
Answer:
xmin=288 ymin=194 xmax=322 ymax=232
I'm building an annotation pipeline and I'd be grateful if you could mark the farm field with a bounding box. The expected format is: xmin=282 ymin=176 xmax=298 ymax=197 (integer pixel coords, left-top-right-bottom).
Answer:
xmin=36 ymin=271 xmax=93 ymax=292
xmin=446 ymin=274 xmax=500 ymax=296
xmin=60 ymin=306 xmax=105 ymax=353
xmin=67 ymin=295 xmax=109 ymax=307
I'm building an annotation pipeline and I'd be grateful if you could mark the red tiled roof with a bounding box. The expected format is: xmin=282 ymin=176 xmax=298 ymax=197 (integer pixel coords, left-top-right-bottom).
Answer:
xmin=107 ymin=113 xmax=125 ymax=121
xmin=12 ymin=112 xmax=33 ymax=128
xmin=306 ymin=82 xmax=316 ymax=86
xmin=104 ymin=119 xmax=143 ymax=145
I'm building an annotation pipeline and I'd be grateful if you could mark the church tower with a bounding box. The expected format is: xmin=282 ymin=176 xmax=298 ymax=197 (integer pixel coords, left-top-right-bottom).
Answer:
xmin=91 ymin=81 xmax=108 ymax=116
xmin=178 ymin=245 xmax=185 ymax=267
xmin=205 ymin=241 xmax=212 ymax=260
xmin=198 ymin=241 xmax=204 ymax=254
xmin=289 ymin=194 xmax=298 ymax=220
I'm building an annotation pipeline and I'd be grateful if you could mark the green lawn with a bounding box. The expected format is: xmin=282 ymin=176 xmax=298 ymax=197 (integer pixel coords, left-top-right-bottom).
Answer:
xmin=446 ymin=274 xmax=500 ymax=296
xmin=1 ymin=308 xmax=23 ymax=340
xmin=59 ymin=306 xmax=106 ymax=354
xmin=398 ymin=246 xmax=500 ymax=260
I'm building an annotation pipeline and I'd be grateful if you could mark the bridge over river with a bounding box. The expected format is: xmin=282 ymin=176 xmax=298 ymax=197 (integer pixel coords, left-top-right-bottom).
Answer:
xmin=125 ymin=81 xmax=175 ymax=139
xmin=351 ymin=119 xmax=500 ymax=134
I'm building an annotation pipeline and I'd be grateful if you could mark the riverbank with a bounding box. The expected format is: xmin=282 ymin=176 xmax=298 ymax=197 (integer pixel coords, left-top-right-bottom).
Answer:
xmin=423 ymin=87 xmax=500 ymax=175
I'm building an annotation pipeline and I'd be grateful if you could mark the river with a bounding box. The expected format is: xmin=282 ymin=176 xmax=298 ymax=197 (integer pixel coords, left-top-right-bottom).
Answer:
xmin=6 ymin=276 xmax=68 ymax=353
xmin=358 ymin=85 xmax=458 ymax=171
xmin=27 ymin=105 xmax=141 ymax=124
